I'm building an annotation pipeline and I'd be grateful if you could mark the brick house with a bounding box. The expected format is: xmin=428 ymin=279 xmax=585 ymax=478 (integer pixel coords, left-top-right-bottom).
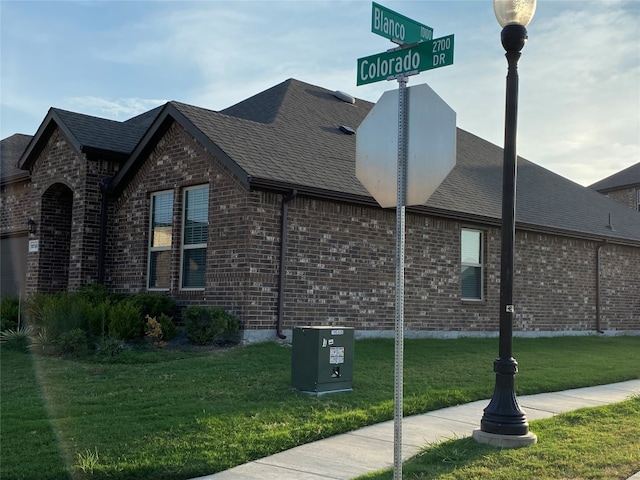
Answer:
xmin=1 ymin=79 xmax=639 ymax=340
xmin=589 ymin=162 xmax=640 ymax=212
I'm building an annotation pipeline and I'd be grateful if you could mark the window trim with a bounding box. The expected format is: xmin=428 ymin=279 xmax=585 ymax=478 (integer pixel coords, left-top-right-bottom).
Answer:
xmin=460 ymin=228 xmax=484 ymax=301
xmin=179 ymin=184 xmax=209 ymax=291
xmin=147 ymin=190 xmax=174 ymax=291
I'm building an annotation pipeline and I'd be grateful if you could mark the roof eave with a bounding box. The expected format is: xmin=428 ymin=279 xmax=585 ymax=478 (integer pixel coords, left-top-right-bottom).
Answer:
xmin=80 ymin=146 xmax=129 ymax=162
xmin=18 ymin=109 xmax=84 ymax=171
xmin=592 ymin=183 xmax=640 ymax=194
xmin=248 ymin=177 xmax=379 ymax=207
xmin=249 ymin=177 xmax=640 ymax=246
xmin=0 ymin=171 xmax=30 ymax=187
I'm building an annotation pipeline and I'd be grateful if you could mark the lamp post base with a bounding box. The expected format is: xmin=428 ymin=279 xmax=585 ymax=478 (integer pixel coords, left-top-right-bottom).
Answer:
xmin=480 ymin=357 xmax=531 ymax=436
xmin=473 ymin=429 xmax=538 ymax=448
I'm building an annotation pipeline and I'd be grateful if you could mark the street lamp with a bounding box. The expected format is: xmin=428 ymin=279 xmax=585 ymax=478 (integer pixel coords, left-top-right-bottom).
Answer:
xmin=473 ymin=0 xmax=537 ymax=447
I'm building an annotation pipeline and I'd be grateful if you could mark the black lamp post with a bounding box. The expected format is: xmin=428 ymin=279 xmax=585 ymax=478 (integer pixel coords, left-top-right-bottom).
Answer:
xmin=476 ymin=0 xmax=537 ymax=443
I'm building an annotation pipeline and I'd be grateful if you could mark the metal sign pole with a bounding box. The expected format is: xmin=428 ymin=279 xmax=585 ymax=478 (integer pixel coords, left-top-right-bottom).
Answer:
xmin=394 ymin=74 xmax=408 ymax=480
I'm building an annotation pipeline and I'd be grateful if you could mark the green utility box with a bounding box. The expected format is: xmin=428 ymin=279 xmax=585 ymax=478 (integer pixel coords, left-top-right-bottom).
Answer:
xmin=291 ymin=326 xmax=354 ymax=395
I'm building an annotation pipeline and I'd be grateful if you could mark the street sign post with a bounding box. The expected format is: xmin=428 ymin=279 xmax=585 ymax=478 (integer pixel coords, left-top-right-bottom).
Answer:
xmin=356 ymin=4 xmax=455 ymax=479
xmin=357 ymin=35 xmax=454 ymax=86
xmin=371 ymin=1 xmax=433 ymax=44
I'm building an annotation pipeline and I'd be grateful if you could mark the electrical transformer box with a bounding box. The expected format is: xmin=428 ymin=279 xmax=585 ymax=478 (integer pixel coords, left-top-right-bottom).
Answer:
xmin=291 ymin=326 xmax=354 ymax=395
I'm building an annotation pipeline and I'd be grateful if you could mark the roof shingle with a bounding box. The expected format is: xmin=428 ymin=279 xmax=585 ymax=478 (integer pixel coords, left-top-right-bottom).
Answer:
xmin=173 ymin=79 xmax=640 ymax=243
xmin=588 ymin=162 xmax=640 ymax=192
xmin=0 ymin=134 xmax=32 ymax=183
xmin=5 ymin=78 xmax=640 ymax=244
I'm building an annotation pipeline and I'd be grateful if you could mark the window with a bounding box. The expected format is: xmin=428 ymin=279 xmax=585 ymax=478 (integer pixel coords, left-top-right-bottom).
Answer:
xmin=636 ymin=189 xmax=639 ymax=211
xmin=181 ymin=185 xmax=209 ymax=289
xmin=461 ymin=229 xmax=483 ymax=300
xmin=148 ymin=191 xmax=173 ymax=290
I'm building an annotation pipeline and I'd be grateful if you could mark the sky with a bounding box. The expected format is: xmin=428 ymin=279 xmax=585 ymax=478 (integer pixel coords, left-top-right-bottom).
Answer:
xmin=1 ymin=0 xmax=638 ymax=187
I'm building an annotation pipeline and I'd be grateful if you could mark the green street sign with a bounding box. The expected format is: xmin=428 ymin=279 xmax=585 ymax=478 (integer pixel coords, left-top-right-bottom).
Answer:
xmin=371 ymin=2 xmax=433 ymax=45
xmin=357 ymin=35 xmax=454 ymax=86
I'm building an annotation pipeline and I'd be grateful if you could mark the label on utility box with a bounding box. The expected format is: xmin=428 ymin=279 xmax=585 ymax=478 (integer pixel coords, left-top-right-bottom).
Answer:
xmin=331 ymin=329 xmax=344 ymax=336
xmin=330 ymin=346 xmax=345 ymax=364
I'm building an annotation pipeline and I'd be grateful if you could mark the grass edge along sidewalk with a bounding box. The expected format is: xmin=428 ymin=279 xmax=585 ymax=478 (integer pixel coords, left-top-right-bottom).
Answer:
xmin=197 ymin=381 xmax=640 ymax=480
xmin=357 ymin=390 xmax=640 ymax=480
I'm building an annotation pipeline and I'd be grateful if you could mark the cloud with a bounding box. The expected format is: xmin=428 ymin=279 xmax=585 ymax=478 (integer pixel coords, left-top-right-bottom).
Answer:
xmin=1 ymin=0 xmax=637 ymax=186
xmin=516 ymin=1 xmax=640 ymax=184
xmin=63 ymin=96 xmax=167 ymax=121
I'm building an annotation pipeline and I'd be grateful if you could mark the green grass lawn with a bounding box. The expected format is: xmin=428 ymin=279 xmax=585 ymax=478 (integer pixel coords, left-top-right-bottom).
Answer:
xmin=1 ymin=336 xmax=639 ymax=480
xmin=359 ymin=396 xmax=640 ymax=480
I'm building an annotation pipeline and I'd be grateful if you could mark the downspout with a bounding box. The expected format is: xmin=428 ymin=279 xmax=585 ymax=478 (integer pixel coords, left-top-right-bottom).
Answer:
xmin=277 ymin=189 xmax=297 ymax=339
xmin=97 ymin=178 xmax=111 ymax=284
xmin=595 ymin=241 xmax=607 ymax=334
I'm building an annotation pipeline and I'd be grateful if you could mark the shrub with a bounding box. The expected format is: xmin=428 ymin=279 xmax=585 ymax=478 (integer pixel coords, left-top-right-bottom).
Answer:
xmin=158 ymin=313 xmax=178 ymax=341
xmin=27 ymin=293 xmax=105 ymax=340
xmin=29 ymin=327 xmax=56 ymax=356
xmin=108 ymin=302 xmax=143 ymax=340
xmin=0 ymin=325 xmax=34 ymax=353
xmin=0 ymin=297 xmax=21 ymax=331
xmin=220 ymin=314 xmax=240 ymax=344
xmin=75 ymin=283 xmax=110 ymax=306
xmin=57 ymin=328 xmax=90 ymax=357
xmin=95 ymin=336 xmax=126 ymax=357
xmin=129 ymin=294 xmax=177 ymax=319
xmin=145 ymin=315 xmax=167 ymax=348
xmin=184 ymin=306 xmax=239 ymax=345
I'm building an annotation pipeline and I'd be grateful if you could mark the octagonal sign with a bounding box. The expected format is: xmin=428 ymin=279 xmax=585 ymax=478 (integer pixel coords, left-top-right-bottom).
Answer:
xmin=356 ymin=83 xmax=456 ymax=208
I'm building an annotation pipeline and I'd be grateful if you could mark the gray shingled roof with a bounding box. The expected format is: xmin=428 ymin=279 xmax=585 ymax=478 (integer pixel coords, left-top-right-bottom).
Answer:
xmin=0 ymin=134 xmax=31 ymax=183
xmin=428 ymin=130 xmax=640 ymax=242
xmin=169 ymin=79 xmax=640 ymax=244
xmin=9 ymin=78 xmax=640 ymax=245
xmin=18 ymin=106 xmax=162 ymax=171
xmin=588 ymin=162 xmax=640 ymax=192
xmin=52 ymin=106 xmax=162 ymax=155
xmin=172 ymin=80 xmax=371 ymax=198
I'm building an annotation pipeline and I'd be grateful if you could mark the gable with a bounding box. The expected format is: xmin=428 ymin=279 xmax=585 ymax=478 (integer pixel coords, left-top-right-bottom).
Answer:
xmin=18 ymin=106 xmax=162 ymax=172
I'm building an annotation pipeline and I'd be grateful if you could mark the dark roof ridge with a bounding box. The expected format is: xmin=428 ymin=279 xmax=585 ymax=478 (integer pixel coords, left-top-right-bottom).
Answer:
xmin=125 ymin=105 xmax=164 ymax=125
xmin=219 ymin=78 xmax=295 ymax=124
xmin=50 ymin=107 xmax=127 ymax=125
xmin=170 ymin=100 xmax=274 ymax=129
xmin=588 ymin=161 xmax=640 ymax=191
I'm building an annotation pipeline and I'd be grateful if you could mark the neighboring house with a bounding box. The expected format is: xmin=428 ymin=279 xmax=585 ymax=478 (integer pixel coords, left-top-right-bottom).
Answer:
xmin=1 ymin=79 xmax=638 ymax=340
xmin=589 ymin=162 xmax=640 ymax=213
xmin=0 ymin=134 xmax=33 ymax=298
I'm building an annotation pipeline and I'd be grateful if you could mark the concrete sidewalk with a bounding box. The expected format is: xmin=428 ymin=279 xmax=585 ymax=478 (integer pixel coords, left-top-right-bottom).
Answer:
xmin=193 ymin=379 xmax=640 ymax=480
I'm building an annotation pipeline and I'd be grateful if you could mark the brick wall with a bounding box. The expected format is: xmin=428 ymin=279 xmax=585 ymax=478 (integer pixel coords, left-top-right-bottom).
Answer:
xmin=104 ymin=122 xmax=639 ymax=336
xmin=598 ymin=243 xmax=640 ymax=329
xmin=0 ymin=179 xmax=31 ymax=236
xmin=606 ymin=187 xmax=639 ymax=211
xmin=259 ymin=197 xmax=638 ymax=333
xmin=105 ymin=122 xmax=256 ymax=324
xmin=18 ymin=127 xmax=119 ymax=293
xmin=11 ymin=121 xmax=634 ymax=335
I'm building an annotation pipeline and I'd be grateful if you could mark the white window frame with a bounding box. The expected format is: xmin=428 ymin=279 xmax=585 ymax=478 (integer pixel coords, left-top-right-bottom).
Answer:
xmin=460 ymin=228 xmax=484 ymax=301
xmin=147 ymin=190 xmax=174 ymax=291
xmin=180 ymin=185 xmax=209 ymax=291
